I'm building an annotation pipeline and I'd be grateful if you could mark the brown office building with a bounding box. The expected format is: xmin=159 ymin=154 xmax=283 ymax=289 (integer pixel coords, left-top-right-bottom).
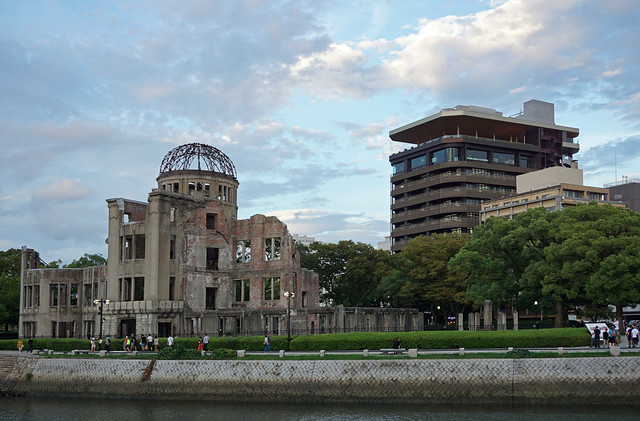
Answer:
xmin=389 ymin=100 xmax=580 ymax=252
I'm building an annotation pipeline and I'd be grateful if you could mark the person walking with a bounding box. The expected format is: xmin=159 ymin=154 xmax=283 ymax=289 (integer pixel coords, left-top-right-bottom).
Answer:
xmin=264 ymin=333 xmax=271 ymax=352
xmin=28 ymin=337 xmax=33 ymax=353
xmin=203 ymin=333 xmax=209 ymax=352
xmin=167 ymin=334 xmax=174 ymax=348
xmin=17 ymin=338 xmax=23 ymax=352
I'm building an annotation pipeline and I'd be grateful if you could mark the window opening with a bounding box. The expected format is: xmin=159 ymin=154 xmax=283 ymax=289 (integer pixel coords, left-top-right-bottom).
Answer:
xmin=263 ymin=277 xmax=280 ymax=300
xmin=134 ymin=277 xmax=144 ymax=301
xmin=264 ymin=238 xmax=281 ymax=261
xmin=206 ymin=213 xmax=216 ymax=230
xmin=206 ymin=247 xmax=219 ymax=270
xmin=206 ymin=287 xmax=216 ymax=310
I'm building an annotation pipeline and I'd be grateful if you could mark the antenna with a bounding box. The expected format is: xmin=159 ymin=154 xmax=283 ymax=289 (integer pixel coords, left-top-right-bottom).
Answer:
xmin=614 ymin=153 xmax=617 ymax=183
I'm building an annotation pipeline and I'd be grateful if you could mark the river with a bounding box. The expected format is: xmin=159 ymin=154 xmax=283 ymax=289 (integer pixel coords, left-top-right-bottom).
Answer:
xmin=0 ymin=397 xmax=636 ymax=420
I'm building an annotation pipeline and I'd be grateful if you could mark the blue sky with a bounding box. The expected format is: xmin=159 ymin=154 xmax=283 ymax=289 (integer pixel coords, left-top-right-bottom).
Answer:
xmin=1 ymin=0 xmax=639 ymax=263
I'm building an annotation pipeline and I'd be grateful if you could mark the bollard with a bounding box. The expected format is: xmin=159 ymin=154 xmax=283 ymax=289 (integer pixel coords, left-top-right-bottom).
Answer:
xmin=279 ymin=350 xmax=285 ymax=358
xmin=408 ymin=349 xmax=418 ymax=358
xmin=237 ymin=350 xmax=246 ymax=357
xmin=459 ymin=347 xmax=465 ymax=356
xmin=557 ymin=347 xmax=564 ymax=355
xmin=99 ymin=350 xmax=107 ymax=357
xmin=610 ymin=345 xmax=621 ymax=357
xmin=319 ymin=350 xmax=325 ymax=357
xmin=201 ymin=350 xmax=206 ymax=356
xmin=362 ymin=349 xmax=369 ymax=357
xmin=71 ymin=350 xmax=77 ymax=355
xmin=507 ymin=347 xmax=514 ymax=352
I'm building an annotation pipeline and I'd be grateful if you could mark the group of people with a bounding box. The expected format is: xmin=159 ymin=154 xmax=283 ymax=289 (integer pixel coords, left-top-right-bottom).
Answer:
xmin=590 ymin=325 xmax=617 ymax=348
xmin=16 ymin=337 xmax=34 ymax=353
xmin=122 ymin=334 xmax=160 ymax=352
xmin=196 ymin=334 xmax=209 ymax=351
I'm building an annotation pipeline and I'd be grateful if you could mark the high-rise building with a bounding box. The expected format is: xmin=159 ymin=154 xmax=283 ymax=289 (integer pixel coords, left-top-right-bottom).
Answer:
xmin=388 ymin=100 xmax=579 ymax=252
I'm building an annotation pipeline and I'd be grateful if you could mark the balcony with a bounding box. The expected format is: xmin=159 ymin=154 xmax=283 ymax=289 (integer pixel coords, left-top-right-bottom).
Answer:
xmin=392 ymin=171 xmax=516 ymax=195
xmin=391 ymin=217 xmax=478 ymax=238
xmin=392 ymin=187 xmax=511 ymax=210
xmin=392 ymin=203 xmax=480 ymax=224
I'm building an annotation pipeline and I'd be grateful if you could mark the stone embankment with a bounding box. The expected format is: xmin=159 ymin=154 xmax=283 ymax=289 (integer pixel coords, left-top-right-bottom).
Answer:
xmin=1 ymin=354 xmax=639 ymax=403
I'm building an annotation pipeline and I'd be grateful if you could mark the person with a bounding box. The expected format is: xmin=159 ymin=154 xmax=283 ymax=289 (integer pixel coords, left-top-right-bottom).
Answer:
xmin=105 ymin=336 xmax=111 ymax=352
xmin=197 ymin=337 xmax=203 ymax=351
xmin=90 ymin=337 xmax=96 ymax=352
xmin=154 ymin=335 xmax=159 ymax=351
xmin=264 ymin=333 xmax=271 ymax=352
xmin=593 ymin=326 xmax=600 ymax=348
xmin=147 ymin=334 xmax=153 ymax=351
xmin=125 ymin=335 xmax=131 ymax=351
xmin=626 ymin=326 xmax=632 ymax=348
xmin=28 ymin=337 xmax=33 ymax=353
xmin=17 ymin=338 xmax=23 ymax=352
xmin=602 ymin=327 xmax=609 ymax=348
xmin=140 ymin=335 xmax=147 ymax=351
xmin=167 ymin=334 xmax=174 ymax=348
xmin=393 ymin=337 xmax=401 ymax=349
xmin=609 ymin=328 xmax=617 ymax=347
xmin=203 ymin=333 xmax=209 ymax=352
xmin=98 ymin=336 xmax=103 ymax=351
xmin=131 ymin=335 xmax=138 ymax=351
xmin=631 ymin=325 xmax=639 ymax=348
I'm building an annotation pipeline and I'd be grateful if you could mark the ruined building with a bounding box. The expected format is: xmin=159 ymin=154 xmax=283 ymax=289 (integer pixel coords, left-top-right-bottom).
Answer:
xmin=20 ymin=143 xmax=422 ymax=339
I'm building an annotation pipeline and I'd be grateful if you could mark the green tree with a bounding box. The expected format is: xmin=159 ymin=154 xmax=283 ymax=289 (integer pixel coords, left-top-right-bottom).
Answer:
xmin=0 ymin=248 xmax=22 ymax=331
xmin=450 ymin=208 xmax=553 ymax=313
xmin=539 ymin=203 xmax=640 ymax=326
xmin=297 ymin=241 xmax=391 ymax=307
xmin=64 ymin=253 xmax=107 ymax=268
xmin=382 ymin=234 xmax=470 ymax=314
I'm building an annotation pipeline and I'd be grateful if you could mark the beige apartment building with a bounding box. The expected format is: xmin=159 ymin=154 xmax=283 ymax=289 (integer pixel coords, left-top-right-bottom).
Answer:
xmin=479 ymin=166 xmax=625 ymax=222
xmin=20 ymin=143 xmax=422 ymax=339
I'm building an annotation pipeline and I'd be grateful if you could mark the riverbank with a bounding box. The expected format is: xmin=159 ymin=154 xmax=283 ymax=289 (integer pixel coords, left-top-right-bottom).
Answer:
xmin=2 ymin=353 xmax=639 ymax=403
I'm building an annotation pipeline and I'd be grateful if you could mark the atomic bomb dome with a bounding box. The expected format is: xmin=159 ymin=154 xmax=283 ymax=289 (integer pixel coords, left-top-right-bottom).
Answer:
xmin=159 ymin=142 xmax=237 ymax=179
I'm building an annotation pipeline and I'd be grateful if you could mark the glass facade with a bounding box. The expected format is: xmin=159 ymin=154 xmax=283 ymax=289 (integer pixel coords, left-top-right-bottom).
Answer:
xmin=432 ymin=148 xmax=459 ymax=164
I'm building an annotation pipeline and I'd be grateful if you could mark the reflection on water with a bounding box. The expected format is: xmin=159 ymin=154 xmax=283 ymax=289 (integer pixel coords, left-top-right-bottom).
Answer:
xmin=0 ymin=396 xmax=636 ymax=421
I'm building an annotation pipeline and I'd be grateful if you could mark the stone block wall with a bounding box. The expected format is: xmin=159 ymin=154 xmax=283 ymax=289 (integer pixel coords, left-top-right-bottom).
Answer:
xmin=3 ymin=356 xmax=640 ymax=403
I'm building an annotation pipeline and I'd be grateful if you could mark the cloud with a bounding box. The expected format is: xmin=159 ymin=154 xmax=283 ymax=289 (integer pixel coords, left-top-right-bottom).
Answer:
xmin=579 ymin=135 xmax=640 ymax=185
xmin=268 ymin=208 xmax=389 ymax=245
xmin=32 ymin=179 xmax=90 ymax=203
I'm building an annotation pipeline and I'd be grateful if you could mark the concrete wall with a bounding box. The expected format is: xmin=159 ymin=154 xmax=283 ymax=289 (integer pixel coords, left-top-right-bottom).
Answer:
xmin=2 ymin=356 xmax=639 ymax=403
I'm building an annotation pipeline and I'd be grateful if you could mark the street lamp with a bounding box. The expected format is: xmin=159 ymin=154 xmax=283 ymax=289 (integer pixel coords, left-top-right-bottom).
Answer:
xmin=283 ymin=291 xmax=295 ymax=346
xmin=94 ymin=298 xmax=110 ymax=340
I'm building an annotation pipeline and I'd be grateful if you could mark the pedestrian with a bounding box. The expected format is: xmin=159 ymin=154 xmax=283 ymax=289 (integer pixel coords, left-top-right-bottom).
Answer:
xmin=167 ymin=334 xmax=174 ymax=348
xmin=98 ymin=336 xmax=103 ymax=351
xmin=197 ymin=337 xmax=203 ymax=351
xmin=131 ymin=335 xmax=138 ymax=351
xmin=602 ymin=327 xmax=609 ymax=348
xmin=631 ymin=325 xmax=639 ymax=348
xmin=17 ymin=338 xmax=23 ymax=352
xmin=140 ymin=335 xmax=146 ymax=351
xmin=154 ymin=335 xmax=159 ymax=351
xmin=609 ymin=328 xmax=617 ymax=347
xmin=626 ymin=326 xmax=632 ymax=348
xmin=264 ymin=333 xmax=271 ymax=352
xmin=593 ymin=326 xmax=600 ymax=348
xmin=393 ymin=337 xmax=401 ymax=349
xmin=147 ymin=334 xmax=153 ymax=351
xmin=105 ymin=336 xmax=111 ymax=352
xmin=90 ymin=337 xmax=96 ymax=352
xmin=203 ymin=333 xmax=209 ymax=351
xmin=28 ymin=337 xmax=33 ymax=353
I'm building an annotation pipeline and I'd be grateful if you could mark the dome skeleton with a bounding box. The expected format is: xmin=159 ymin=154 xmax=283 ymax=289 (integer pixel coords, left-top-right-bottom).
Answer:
xmin=159 ymin=143 xmax=237 ymax=179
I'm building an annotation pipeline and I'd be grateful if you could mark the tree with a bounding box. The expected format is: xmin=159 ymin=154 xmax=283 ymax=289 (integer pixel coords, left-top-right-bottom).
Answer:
xmin=0 ymin=248 xmax=22 ymax=331
xmin=382 ymin=234 xmax=471 ymax=314
xmin=64 ymin=253 xmax=107 ymax=268
xmin=450 ymin=208 xmax=553 ymax=313
xmin=297 ymin=241 xmax=391 ymax=307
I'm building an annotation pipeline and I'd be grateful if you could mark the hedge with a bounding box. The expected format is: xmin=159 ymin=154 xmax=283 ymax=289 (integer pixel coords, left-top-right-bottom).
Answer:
xmin=0 ymin=328 xmax=590 ymax=352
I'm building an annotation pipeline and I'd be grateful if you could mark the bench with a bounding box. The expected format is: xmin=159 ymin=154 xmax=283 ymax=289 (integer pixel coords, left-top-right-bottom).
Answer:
xmin=380 ymin=348 xmax=406 ymax=355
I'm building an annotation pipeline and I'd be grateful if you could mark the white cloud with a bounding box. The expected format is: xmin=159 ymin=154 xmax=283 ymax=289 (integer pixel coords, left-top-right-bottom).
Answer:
xmin=32 ymin=179 xmax=89 ymax=203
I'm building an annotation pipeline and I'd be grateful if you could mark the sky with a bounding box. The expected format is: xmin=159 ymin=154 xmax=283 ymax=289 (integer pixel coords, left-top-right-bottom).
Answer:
xmin=1 ymin=0 xmax=639 ymax=264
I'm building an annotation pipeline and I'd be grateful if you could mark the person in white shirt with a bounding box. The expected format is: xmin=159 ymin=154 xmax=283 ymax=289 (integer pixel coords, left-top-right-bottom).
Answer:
xmin=167 ymin=335 xmax=174 ymax=347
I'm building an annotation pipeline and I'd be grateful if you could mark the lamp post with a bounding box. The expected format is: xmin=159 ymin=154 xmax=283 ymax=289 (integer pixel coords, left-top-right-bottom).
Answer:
xmin=94 ymin=298 xmax=110 ymax=339
xmin=283 ymin=291 xmax=295 ymax=346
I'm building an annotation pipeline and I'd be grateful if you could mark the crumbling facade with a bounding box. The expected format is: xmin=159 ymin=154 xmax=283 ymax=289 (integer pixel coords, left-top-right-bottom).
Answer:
xmin=19 ymin=143 xmax=423 ymax=339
